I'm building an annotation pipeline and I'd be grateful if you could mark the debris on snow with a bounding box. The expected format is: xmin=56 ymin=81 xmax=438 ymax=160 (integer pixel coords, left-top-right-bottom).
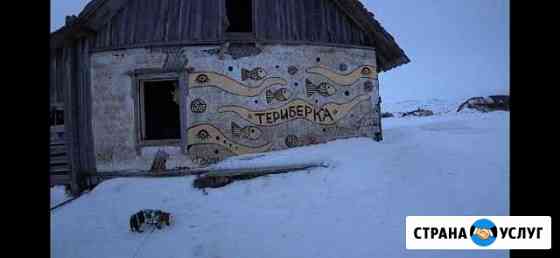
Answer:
xmin=401 ymin=108 xmax=434 ymax=117
xmin=457 ymin=95 xmax=510 ymax=112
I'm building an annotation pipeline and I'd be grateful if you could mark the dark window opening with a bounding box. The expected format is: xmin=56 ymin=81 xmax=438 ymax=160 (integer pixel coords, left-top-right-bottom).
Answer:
xmin=225 ymin=0 xmax=253 ymax=33
xmin=50 ymin=108 xmax=64 ymax=126
xmin=143 ymin=80 xmax=181 ymax=140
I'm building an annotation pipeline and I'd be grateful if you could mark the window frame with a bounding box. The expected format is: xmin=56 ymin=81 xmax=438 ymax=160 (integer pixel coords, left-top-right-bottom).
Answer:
xmin=132 ymin=70 xmax=187 ymax=151
xmin=224 ymin=0 xmax=256 ymax=41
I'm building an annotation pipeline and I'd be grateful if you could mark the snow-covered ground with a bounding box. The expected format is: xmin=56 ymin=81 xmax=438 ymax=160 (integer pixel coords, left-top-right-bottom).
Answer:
xmin=51 ymin=99 xmax=509 ymax=258
xmin=51 ymin=186 xmax=71 ymax=208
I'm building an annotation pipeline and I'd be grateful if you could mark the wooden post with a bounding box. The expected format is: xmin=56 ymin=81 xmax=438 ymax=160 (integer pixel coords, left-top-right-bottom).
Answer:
xmin=61 ymin=36 xmax=96 ymax=196
xmin=179 ymin=69 xmax=188 ymax=155
xmin=62 ymin=41 xmax=80 ymax=196
xmin=375 ymin=96 xmax=383 ymax=141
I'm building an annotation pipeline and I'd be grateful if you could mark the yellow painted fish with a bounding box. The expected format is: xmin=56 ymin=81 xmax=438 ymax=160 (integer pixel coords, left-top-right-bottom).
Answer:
xmin=241 ymin=67 xmax=267 ymax=81
xmin=265 ymin=88 xmax=290 ymax=104
xmin=231 ymin=122 xmax=263 ymax=140
xmin=305 ymin=79 xmax=337 ymax=97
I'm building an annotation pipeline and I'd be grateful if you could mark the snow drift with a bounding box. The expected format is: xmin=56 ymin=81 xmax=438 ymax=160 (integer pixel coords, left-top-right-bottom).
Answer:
xmin=51 ymin=99 xmax=509 ymax=258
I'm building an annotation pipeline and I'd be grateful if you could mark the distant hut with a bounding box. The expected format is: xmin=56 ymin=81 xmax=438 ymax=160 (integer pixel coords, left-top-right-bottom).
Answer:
xmin=50 ymin=0 xmax=409 ymax=192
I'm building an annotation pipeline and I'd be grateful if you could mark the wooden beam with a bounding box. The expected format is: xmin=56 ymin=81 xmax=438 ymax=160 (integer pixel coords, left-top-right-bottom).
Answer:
xmin=62 ymin=44 xmax=79 ymax=195
xmin=50 ymin=147 xmax=67 ymax=156
xmin=194 ymin=163 xmax=328 ymax=189
xmin=50 ymin=156 xmax=69 ymax=164
xmin=205 ymin=163 xmax=328 ymax=177
xmin=85 ymin=163 xmax=328 ymax=181
xmin=50 ymin=174 xmax=71 ymax=186
xmin=89 ymin=39 xmax=225 ymax=53
xmin=50 ymin=167 xmax=71 ymax=174
xmin=90 ymin=39 xmax=375 ymax=54
xmin=50 ymin=196 xmax=79 ymax=211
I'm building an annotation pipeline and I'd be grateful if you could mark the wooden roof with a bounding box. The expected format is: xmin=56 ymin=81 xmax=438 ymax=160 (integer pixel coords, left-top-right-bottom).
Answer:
xmin=51 ymin=0 xmax=409 ymax=72
xmin=335 ymin=0 xmax=410 ymax=71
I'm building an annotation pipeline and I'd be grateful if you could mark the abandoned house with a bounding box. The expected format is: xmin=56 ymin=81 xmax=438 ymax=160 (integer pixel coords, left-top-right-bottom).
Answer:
xmin=50 ymin=0 xmax=409 ymax=190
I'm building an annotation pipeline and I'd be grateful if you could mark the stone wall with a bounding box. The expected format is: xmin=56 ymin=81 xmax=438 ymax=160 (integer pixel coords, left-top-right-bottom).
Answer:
xmin=91 ymin=44 xmax=380 ymax=170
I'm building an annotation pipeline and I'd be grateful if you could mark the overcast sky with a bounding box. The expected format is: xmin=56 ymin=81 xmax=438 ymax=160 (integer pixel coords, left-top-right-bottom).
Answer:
xmin=51 ymin=0 xmax=509 ymax=103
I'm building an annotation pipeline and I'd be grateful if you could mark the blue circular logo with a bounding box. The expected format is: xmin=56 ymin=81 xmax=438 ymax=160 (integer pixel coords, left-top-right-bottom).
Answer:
xmin=470 ymin=219 xmax=497 ymax=247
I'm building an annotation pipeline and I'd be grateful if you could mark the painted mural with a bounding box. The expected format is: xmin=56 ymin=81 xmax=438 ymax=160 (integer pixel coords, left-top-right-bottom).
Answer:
xmin=306 ymin=65 xmax=377 ymax=86
xmin=218 ymin=95 xmax=370 ymax=126
xmin=188 ymin=72 xmax=287 ymax=97
xmin=305 ymin=79 xmax=337 ymax=97
xmin=265 ymin=88 xmax=291 ymax=104
xmin=241 ymin=67 xmax=267 ymax=81
xmin=90 ymin=44 xmax=380 ymax=170
xmin=181 ymin=46 xmax=380 ymax=165
xmin=187 ymin=124 xmax=272 ymax=155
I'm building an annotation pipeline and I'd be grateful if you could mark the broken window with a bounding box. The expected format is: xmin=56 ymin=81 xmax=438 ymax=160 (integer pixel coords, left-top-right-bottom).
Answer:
xmin=140 ymin=80 xmax=181 ymax=141
xmin=225 ymin=0 xmax=253 ymax=33
xmin=50 ymin=107 xmax=64 ymax=126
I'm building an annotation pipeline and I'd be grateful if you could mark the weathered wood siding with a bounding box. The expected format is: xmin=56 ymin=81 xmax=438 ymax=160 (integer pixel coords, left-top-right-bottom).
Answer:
xmin=90 ymin=0 xmax=370 ymax=51
xmin=50 ymin=49 xmax=65 ymax=105
xmin=52 ymin=36 xmax=97 ymax=193
xmin=256 ymin=0 xmax=371 ymax=46
xmin=93 ymin=0 xmax=226 ymax=49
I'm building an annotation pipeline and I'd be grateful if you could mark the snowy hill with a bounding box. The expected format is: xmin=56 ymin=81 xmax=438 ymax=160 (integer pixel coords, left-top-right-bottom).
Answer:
xmin=382 ymin=98 xmax=482 ymax=116
xmin=51 ymin=100 xmax=509 ymax=258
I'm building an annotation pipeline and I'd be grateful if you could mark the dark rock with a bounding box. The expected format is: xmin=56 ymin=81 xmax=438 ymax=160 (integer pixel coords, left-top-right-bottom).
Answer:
xmin=193 ymin=175 xmax=234 ymax=189
xmin=401 ymin=108 xmax=434 ymax=117
xmin=381 ymin=112 xmax=394 ymax=118
xmin=457 ymin=95 xmax=510 ymax=112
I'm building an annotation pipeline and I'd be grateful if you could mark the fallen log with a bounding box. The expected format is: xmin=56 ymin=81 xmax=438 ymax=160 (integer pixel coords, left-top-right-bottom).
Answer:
xmin=193 ymin=162 xmax=328 ymax=189
xmin=50 ymin=196 xmax=79 ymax=211
xmin=86 ymin=162 xmax=328 ymax=182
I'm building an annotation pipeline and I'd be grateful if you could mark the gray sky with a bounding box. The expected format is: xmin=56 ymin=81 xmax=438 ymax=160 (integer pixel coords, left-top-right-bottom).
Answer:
xmin=51 ymin=0 xmax=509 ymax=102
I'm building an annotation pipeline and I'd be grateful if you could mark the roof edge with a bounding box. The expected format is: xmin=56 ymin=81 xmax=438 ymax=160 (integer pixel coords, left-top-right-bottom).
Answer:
xmin=335 ymin=0 xmax=410 ymax=72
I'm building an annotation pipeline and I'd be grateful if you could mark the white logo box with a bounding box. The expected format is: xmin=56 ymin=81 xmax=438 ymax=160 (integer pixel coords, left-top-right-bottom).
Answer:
xmin=406 ymin=216 xmax=551 ymax=250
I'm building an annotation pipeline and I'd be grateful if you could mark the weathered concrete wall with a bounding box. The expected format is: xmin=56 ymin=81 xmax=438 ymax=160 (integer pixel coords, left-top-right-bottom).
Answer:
xmin=91 ymin=44 xmax=380 ymax=170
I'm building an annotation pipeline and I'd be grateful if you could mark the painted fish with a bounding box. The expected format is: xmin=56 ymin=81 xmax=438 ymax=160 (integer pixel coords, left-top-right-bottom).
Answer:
xmin=231 ymin=122 xmax=263 ymax=140
xmin=265 ymin=88 xmax=290 ymax=104
xmin=241 ymin=67 xmax=266 ymax=81
xmin=305 ymin=79 xmax=337 ymax=97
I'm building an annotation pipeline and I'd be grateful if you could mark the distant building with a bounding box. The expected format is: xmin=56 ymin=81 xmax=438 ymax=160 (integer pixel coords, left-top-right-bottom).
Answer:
xmin=50 ymin=0 xmax=409 ymax=190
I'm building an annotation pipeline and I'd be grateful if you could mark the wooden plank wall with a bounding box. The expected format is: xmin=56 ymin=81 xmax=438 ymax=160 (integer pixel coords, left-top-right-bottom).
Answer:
xmin=256 ymin=0 xmax=370 ymax=46
xmin=76 ymin=38 xmax=97 ymax=175
xmin=50 ymin=127 xmax=71 ymax=187
xmin=62 ymin=43 xmax=77 ymax=192
xmin=89 ymin=0 xmax=370 ymax=51
xmin=50 ymin=49 xmax=65 ymax=105
xmin=59 ymin=37 xmax=97 ymax=194
xmin=93 ymin=0 xmax=226 ymax=49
